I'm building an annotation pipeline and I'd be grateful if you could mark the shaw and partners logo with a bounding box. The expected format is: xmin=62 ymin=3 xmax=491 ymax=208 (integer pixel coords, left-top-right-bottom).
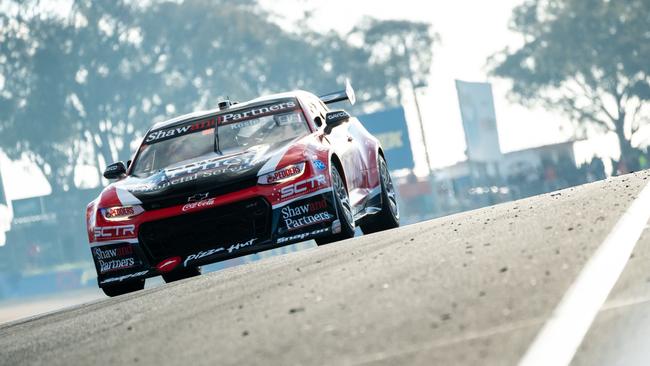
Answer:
xmin=220 ymin=101 xmax=297 ymax=123
xmin=145 ymin=118 xmax=216 ymax=143
xmin=144 ymin=101 xmax=297 ymax=144
xmin=281 ymin=199 xmax=333 ymax=231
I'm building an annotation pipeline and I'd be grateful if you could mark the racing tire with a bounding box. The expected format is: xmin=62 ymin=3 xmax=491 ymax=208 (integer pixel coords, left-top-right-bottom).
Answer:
xmin=162 ymin=267 xmax=202 ymax=283
xmin=101 ymin=279 xmax=145 ymax=297
xmin=360 ymin=156 xmax=400 ymax=234
xmin=316 ymin=165 xmax=355 ymax=245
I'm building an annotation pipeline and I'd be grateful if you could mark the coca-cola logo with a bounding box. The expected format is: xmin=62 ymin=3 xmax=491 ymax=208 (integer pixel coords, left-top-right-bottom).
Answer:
xmin=182 ymin=198 xmax=216 ymax=212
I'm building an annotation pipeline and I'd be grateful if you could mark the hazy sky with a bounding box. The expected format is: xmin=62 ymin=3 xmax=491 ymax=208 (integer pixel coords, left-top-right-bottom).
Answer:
xmin=1 ymin=0 xmax=589 ymax=200
xmin=258 ymin=0 xmax=577 ymax=174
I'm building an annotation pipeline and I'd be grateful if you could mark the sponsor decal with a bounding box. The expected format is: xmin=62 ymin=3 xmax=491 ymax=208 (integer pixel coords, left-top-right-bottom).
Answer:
xmin=259 ymin=163 xmax=304 ymax=185
xmin=184 ymin=238 xmax=257 ymax=267
xmin=277 ymin=228 xmax=329 ymax=244
xmin=182 ymin=198 xmax=216 ymax=212
xmin=221 ymin=101 xmax=297 ymax=123
xmin=183 ymin=247 xmax=224 ymax=267
xmin=313 ymin=160 xmax=326 ymax=171
xmin=187 ymin=192 xmax=209 ymax=203
xmin=226 ymin=238 xmax=256 ymax=253
xmin=142 ymin=100 xmax=297 ymax=144
xmin=126 ymin=155 xmax=254 ymax=193
xmin=156 ymin=256 xmax=182 ymax=273
xmin=166 ymin=156 xmax=253 ymax=180
xmin=100 ymin=258 xmax=136 ymax=273
xmin=281 ymin=198 xmax=333 ymax=231
xmin=229 ymin=119 xmax=263 ymax=130
xmin=94 ymin=225 xmax=136 ymax=239
xmin=283 ymin=212 xmax=333 ymax=231
xmin=93 ymin=244 xmax=139 ymax=274
xmin=279 ymin=175 xmax=327 ymax=199
xmin=100 ymin=270 xmax=148 ymax=285
xmin=101 ymin=205 xmax=144 ymax=221
xmin=145 ymin=117 xmax=217 ymax=143
xmin=94 ymin=246 xmax=133 ymax=260
xmin=327 ymin=111 xmax=347 ymax=121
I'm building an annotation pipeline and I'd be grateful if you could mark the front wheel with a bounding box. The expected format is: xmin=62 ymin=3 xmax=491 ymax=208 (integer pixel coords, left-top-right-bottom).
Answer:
xmin=316 ymin=165 xmax=355 ymax=245
xmin=360 ymin=156 xmax=400 ymax=234
xmin=101 ymin=279 xmax=145 ymax=297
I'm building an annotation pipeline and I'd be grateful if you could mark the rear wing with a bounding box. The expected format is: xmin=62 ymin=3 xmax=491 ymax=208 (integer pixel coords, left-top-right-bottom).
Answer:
xmin=319 ymin=79 xmax=356 ymax=106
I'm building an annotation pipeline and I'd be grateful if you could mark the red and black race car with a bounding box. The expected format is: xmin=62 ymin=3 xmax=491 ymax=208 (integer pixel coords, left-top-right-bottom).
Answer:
xmin=86 ymin=81 xmax=400 ymax=296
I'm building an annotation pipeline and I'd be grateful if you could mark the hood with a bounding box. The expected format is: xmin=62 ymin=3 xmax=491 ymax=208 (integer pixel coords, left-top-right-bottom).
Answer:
xmin=107 ymin=142 xmax=298 ymax=209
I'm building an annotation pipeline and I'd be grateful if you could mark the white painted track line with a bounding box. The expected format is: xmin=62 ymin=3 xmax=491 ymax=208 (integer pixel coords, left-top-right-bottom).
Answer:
xmin=519 ymin=181 xmax=650 ymax=366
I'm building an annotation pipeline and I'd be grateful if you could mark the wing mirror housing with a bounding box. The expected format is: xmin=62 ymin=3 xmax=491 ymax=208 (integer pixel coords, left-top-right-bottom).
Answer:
xmin=324 ymin=110 xmax=350 ymax=132
xmin=103 ymin=161 xmax=127 ymax=180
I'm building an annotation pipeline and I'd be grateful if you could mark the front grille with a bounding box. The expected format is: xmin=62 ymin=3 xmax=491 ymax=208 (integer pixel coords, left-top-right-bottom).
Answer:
xmin=138 ymin=197 xmax=271 ymax=262
xmin=141 ymin=176 xmax=258 ymax=210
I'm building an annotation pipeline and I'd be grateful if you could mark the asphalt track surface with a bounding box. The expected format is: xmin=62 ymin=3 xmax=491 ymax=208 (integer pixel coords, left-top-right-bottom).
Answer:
xmin=2 ymin=171 xmax=650 ymax=366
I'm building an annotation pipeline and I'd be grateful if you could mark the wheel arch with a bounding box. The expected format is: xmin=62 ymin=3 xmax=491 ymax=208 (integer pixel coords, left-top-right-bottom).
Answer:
xmin=329 ymin=153 xmax=348 ymax=191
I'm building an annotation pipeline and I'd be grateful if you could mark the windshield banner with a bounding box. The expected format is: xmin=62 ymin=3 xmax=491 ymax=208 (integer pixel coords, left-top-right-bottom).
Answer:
xmin=144 ymin=99 xmax=299 ymax=144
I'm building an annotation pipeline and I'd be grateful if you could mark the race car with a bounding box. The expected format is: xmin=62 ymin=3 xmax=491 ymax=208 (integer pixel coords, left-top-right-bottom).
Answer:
xmin=86 ymin=81 xmax=400 ymax=297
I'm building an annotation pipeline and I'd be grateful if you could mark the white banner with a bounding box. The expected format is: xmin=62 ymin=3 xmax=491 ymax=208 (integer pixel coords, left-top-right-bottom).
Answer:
xmin=455 ymin=80 xmax=502 ymax=162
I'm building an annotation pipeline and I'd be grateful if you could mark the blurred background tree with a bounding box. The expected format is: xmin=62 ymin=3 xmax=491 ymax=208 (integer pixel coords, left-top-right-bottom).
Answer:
xmin=489 ymin=0 xmax=649 ymax=163
xmin=0 ymin=0 xmax=436 ymax=192
xmin=350 ymin=19 xmax=437 ymax=103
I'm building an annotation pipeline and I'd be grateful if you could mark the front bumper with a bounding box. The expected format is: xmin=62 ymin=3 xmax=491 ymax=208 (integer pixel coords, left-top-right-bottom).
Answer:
xmin=92 ymin=189 xmax=338 ymax=287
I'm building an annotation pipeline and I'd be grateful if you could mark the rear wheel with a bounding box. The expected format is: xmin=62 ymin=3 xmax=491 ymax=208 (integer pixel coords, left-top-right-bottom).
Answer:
xmin=360 ymin=156 xmax=400 ymax=234
xmin=316 ymin=165 xmax=355 ymax=245
xmin=101 ymin=279 xmax=145 ymax=297
xmin=162 ymin=267 xmax=202 ymax=283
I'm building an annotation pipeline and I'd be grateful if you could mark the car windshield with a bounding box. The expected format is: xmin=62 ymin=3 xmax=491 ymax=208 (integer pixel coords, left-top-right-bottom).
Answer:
xmin=130 ymin=103 xmax=308 ymax=177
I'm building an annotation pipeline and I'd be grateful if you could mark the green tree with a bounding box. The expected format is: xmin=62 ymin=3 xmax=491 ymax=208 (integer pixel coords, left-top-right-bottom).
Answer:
xmin=0 ymin=0 xmax=436 ymax=191
xmin=350 ymin=18 xmax=438 ymax=103
xmin=489 ymin=0 xmax=650 ymax=161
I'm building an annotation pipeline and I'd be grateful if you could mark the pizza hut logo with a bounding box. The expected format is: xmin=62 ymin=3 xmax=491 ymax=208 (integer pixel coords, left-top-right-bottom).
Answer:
xmin=183 ymin=238 xmax=257 ymax=267
xmin=156 ymin=257 xmax=182 ymax=273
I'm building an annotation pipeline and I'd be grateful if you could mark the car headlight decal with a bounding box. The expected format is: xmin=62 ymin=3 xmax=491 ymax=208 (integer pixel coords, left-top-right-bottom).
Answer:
xmin=100 ymin=205 xmax=145 ymax=221
xmin=257 ymin=162 xmax=306 ymax=185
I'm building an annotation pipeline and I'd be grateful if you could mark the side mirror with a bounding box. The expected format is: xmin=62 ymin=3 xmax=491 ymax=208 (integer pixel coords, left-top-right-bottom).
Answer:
xmin=103 ymin=162 xmax=126 ymax=180
xmin=325 ymin=110 xmax=350 ymax=129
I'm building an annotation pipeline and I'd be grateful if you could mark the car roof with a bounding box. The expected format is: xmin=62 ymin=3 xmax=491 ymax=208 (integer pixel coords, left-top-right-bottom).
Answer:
xmin=149 ymin=90 xmax=314 ymax=131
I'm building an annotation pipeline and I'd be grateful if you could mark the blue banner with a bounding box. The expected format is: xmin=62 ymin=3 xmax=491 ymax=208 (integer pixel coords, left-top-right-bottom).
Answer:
xmin=358 ymin=107 xmax=414 ymax=170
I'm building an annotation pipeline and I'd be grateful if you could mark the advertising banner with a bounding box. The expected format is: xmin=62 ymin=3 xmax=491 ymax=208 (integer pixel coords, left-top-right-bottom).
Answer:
xmin=358 ymin=107 xmax=414 ymax=170
xmin=455 ymin=80 xmax=502 ymax=162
